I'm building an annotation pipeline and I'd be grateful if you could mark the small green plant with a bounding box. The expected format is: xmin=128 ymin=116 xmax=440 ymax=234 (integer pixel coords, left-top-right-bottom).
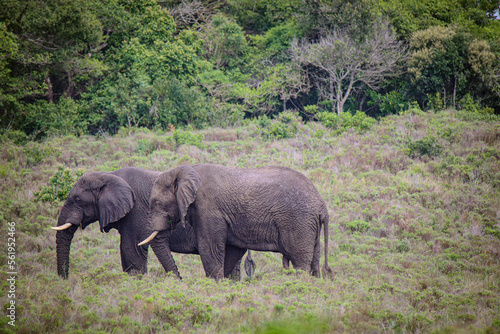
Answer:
xmin=460 ymin=94 xmax=494 ymax=114
xmin=396 ymin=239 xmax=410 ymax=253
xmin=427 ymin=92 xmax=444 ymax=111
xmin=399 ymin=102 xmax=425 ymax=116
xmin=172 ymin=130 xmax=204 ymax=148
xmin=339 ymin=243 xmax=356 ymax=253
xmin=22 ymin=142 xmax=61 ymax=166
xmin=316 ymin=111 xmax=376 ymax=134
xmin=345 ymin=219 xmax=370 ymax=233
xmin=136 ymin=139 xmax=155 ymax=155
xmin=304 ymin=105 xmax=319 ymax=116
xmin=261 ymin=111 xmax=300 ymax=140
xmin=0 ymin=129 xmax=29 ymax=145
xmin=405 ymin=136 xmax=442 ymax=158
xmin=35 ymin=166 xmax=82 ymax=203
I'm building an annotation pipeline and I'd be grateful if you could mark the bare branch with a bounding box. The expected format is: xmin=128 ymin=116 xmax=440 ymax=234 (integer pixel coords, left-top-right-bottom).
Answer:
xmin=291 ymin=20 xmax=407 ymax=113
xmin=168 ymin=0 xmax=211 ymax=28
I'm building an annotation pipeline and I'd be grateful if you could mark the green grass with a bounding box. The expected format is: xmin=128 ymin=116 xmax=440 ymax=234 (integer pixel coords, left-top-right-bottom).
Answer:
xmin=1 ymin=109 xmax=499 ymax=333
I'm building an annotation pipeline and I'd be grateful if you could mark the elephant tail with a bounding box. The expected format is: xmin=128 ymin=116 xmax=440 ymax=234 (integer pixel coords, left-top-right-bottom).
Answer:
xmin=321 ymin=211 xmax=334 ymax=279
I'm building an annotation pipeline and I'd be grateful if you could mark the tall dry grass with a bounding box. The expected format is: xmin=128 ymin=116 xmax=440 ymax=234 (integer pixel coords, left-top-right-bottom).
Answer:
xmin=0 ymin=109 xmax=499 ymax=333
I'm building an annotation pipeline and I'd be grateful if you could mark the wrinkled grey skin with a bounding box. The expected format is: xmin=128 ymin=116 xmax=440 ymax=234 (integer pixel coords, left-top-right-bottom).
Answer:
xmin=55 ymin=167 xmax=248 ymax=279
xmin=147 ymin=164 xmax=332 ymax=280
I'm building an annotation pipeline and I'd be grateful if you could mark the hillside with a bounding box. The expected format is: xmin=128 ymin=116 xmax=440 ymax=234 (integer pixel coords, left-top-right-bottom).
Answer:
xmin=0 ymin=109 xmax=499 ymax=333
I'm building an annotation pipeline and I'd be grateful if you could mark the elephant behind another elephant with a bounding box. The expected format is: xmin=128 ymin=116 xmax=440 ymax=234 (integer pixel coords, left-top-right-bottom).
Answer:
xmin=52 ymin=167 xmax=251 ymax=279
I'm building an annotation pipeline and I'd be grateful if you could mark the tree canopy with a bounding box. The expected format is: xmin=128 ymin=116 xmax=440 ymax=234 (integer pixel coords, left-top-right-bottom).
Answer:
xmin=1 ymin=0 xmax=499 ymax=137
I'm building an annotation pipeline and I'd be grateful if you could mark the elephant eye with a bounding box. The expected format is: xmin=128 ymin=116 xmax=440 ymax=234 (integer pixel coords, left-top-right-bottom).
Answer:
xmin=74 ymin=196 xmax=81 ymax=203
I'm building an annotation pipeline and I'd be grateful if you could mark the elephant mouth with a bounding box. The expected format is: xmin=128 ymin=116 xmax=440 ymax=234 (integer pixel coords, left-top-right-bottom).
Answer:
xmin=138 ymin=231 xmax=159 ymax=246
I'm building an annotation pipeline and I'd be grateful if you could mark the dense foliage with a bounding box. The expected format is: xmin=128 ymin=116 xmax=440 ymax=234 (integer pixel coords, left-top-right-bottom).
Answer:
xmin=1 ymin=0 xmax=499 ymax=137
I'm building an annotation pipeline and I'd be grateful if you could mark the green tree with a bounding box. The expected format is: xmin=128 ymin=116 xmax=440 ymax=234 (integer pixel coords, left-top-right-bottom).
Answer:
xmin=225 ymin=0 xmax=302 ymax=33
xmin=200 ymin=14 xmax=248 ymax=69
xmin=84 ymin=1 xmax=204 ymax=132
xmin=0 ymin=0 xmax=116 ymax=135
xmin=408 ymin=26 xmax=498 ymax=108
xmin=378 ymin=0 xmax=500 ymax=39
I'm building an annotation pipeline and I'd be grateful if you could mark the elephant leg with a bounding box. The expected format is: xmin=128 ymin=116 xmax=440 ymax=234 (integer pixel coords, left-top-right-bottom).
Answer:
xmin=282 ymin=256 xmax=290 ymax=270
xmin=310 ymin=229 xmax=322 ymax=277
xmin=119 ymin=230 xmax=148 ymax=274
xmin=197 ymin=230 xmax=226 ymax=280
xmin=224 ymin=245 xmax=247 ymax=280
xmin=281 ymin=231 xmax=315 ymax=275
xmin=311 ymin=234 xmax=321 ymax=277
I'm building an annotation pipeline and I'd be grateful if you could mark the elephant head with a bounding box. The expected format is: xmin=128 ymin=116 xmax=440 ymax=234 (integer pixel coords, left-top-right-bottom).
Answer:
xmin=138 ymin=165 xmax=201 ymax=277
xmin=53 ymin=172 xmax=135 ymax=278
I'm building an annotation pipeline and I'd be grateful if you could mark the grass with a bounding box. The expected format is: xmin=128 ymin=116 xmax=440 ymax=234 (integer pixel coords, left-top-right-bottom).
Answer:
xmin=0 ymin=109 xmax=499 ymax=333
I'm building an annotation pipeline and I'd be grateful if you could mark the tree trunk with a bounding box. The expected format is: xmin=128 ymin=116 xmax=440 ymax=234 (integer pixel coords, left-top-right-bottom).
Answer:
xmin=336 ymin=81 xmax=343 ymax=114
xmin=453 ymin=76 xmax=457 ymax=109
xmin=45 ymin=76 xmax=53 ymax=102
xmin=329 ymin=77 xmax=335 ymax=113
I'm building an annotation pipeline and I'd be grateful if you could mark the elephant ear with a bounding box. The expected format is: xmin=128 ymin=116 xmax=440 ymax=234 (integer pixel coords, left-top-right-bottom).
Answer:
xmin=97 ymin=174 xmax=135 ymax=231
xmin=174 ymin=166 xmax=201 ymax=228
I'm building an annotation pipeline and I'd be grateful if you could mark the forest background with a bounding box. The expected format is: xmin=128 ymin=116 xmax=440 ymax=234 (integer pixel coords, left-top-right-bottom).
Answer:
xmin=1 ymin=1 xmax=500 ymax=333
xmin=1 ymin=0 xmax=499 ymax=138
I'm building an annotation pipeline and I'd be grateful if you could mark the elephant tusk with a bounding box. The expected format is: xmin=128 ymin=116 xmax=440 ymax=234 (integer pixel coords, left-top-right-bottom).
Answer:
xmin=138 ymin=231 xmax=159 ymax=246
xmin=51 ymin=222 xmax=74 ymax=231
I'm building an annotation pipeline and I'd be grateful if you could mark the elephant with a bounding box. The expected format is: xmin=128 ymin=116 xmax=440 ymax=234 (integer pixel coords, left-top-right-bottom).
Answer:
xmin=52 ymin=167 xmax=253 ymax=279
xmin=139 ymin=164 xmax=332 ymax=280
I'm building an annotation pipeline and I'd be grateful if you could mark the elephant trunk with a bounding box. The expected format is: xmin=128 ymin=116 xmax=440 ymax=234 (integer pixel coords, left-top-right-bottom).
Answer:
xmin=150 ymin=230 xmax=181 ymax=279
xmin=56 ymin=227 xmax=79 ymax=278
xmin=55 ymin=208 xmax=81 ymax=279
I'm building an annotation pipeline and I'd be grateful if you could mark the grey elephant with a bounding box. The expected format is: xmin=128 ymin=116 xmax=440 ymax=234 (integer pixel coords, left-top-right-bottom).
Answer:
xmin=52 ymin=167 xmax=252 ymax=279
xmin=139 ymin=164 xmax=332 ymax=280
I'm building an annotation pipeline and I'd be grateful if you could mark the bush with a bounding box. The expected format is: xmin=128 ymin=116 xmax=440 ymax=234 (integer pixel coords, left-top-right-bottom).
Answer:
xmin=35 ymin=166 xmax=82 ymax=203
xmin=345 ymin=219 xmax=371 ymax=233
xmin=316 ymin=111 xmax=376 ymax=134
xmin=22 ymin=142 xmax=61 ymax=167
xmin=172 ymin=130 xmax=204 ymax=148
xmin=136 ymin=139 xmax=156 ymax=155
xmin=405 ymin=136 xmax=442 ymax=158
xmin=0 ymin=129 xmax=28 ymax=145
xmin=260 ymin=111 xmax=301 ymax=140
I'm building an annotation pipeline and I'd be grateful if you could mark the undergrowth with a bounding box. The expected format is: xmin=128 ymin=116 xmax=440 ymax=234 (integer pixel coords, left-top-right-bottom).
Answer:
xmin=0 ymin=108 xmax=499 ymax=333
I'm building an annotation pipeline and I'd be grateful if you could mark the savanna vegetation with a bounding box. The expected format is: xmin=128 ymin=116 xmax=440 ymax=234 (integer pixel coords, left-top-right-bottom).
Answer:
xmin=1 ymin=0 xmax=500 ymax=333
xmin=1 ymin=107 xmax=499 ymax=333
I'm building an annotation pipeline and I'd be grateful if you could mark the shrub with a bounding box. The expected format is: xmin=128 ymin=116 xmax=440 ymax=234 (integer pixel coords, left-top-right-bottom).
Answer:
xmin=405 ymin=136 xmax=442 ymax=158
xmin=345 ymin=219 xmax=371 ymax=233
xmin=22 ymin=142 xmax=61 ymax=167
xmin=368 ymin=89 xmax=411 ymax=116
xmin=172 ymin=130 xmax=204 ymax=148
xmin=35 ymin=166 xmax=82 ymax=203
xmin=396 ymin=239 xmax=410 ymax=253
xmin=460 ymin=94 xmax=494 ymax=114
xmin=316 ymin=111 xmax=376 ymax=134
xmin=0 ymin=129 xmax=28 ymax=145
xmin=260 ymin=111 xmax=301 ymax=140
xmin=456 ymin=94 xmax=499 ymax=122
xmin=136 ymin=139 xmax=156 ymax=155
